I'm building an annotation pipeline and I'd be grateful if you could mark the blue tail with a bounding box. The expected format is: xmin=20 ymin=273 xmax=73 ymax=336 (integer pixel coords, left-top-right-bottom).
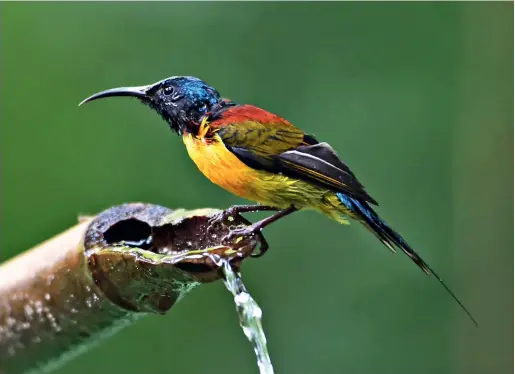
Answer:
xmin=337 ymin=192 xmax=477 ymax=326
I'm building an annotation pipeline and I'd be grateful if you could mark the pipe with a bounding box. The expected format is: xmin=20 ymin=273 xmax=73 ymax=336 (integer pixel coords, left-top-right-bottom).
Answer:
xmin=0 ymin=203 xmax=263 ymax=374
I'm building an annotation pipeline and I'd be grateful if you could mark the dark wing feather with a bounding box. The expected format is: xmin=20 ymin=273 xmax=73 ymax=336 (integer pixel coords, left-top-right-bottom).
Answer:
xmin=275 ymin=142 xmax=378 ymax=205
xmin=225 ymin=141 xmax=378 ymax=205
xmin=302 ymin=133 xmax=319 ymax=145
xmin=225 ymin=146 xmax=279 ymax=171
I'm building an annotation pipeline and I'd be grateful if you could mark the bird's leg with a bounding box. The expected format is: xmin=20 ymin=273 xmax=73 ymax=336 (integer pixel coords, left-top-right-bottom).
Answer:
xmin=207 ymin=205 xmax=280 ymax=230
xmin=206 ymin=205 xmax=280 ymax=258
xmin=223 ymin=204 xmax=280 ymax=217
xmin=224 ymin=205 xmax=298 ymax=257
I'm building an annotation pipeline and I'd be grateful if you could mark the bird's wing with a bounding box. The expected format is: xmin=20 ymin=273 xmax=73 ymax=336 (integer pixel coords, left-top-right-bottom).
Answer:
xmin=212 ymin=105 xmax=378 ymax=205
xmin=211 ymin=105 xmax=306 ymax=156
xmin=275 ymin=143 xmax=378 ymax=205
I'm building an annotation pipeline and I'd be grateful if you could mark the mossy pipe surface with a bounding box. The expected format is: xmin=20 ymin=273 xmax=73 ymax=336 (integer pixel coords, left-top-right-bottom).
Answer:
xmin=0 ymin=203 xmax=263 ymax=374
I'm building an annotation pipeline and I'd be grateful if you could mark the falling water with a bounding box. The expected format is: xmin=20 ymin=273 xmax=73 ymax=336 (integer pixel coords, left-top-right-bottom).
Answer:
xmin=175 ymin=249 xmax=274 ymax=374
xmin=220 ymin=259 xmax=274 ymax=374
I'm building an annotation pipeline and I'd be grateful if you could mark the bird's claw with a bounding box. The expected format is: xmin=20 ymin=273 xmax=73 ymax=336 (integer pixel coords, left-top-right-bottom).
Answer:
xmin=206 ymin=209 xmax=237 ymax=236
xmin=223 ymin=225 xmax=269 ymax=258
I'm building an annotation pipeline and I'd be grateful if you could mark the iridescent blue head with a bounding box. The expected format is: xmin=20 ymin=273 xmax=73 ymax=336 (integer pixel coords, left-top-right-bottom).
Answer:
xmin=80 ymin=76 xmax=222 ymax=134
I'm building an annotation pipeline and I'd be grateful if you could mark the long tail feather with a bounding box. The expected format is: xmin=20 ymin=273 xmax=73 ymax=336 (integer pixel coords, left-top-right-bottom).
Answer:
xmin=336 ymin=192 xmax=477 ymax=326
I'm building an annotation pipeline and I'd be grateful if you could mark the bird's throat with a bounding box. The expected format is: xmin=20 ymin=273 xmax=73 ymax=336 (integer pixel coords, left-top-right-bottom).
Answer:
xmin=197 ymin=116 xmax=211 ymax=139
xmin=184 ymin=115 xmax=216 ymax=141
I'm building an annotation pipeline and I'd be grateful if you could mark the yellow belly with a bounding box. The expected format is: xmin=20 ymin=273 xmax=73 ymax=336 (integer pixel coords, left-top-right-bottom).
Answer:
xmin=183 ymin=133 xmax=258 ymax=199
xmin=182 ymin=133 xmax=350 ymax=222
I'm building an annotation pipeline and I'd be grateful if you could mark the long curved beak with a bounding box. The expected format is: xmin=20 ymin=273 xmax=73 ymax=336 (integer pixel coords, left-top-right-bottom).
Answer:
xmin=79 ymin=85 xmax=150 ymax=106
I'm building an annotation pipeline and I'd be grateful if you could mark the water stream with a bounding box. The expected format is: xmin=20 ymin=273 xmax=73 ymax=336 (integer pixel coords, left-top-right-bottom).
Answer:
xmin=219 ymin=258 xmax=274 ymax=374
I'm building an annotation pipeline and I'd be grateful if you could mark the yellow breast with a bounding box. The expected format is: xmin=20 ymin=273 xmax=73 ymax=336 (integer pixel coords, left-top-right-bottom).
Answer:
xmin=183 ymin=133 xmax=259 ymax=200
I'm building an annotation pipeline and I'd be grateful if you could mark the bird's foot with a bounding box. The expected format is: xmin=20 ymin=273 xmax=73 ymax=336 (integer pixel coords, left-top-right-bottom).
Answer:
xmin=222 ymin=205 xmax=298 ymax=258
xmin=223 ymin=224 xmax=270 ymax=258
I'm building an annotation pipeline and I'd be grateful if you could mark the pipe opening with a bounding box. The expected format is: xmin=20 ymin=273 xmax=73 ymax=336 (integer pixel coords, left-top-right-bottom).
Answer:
xmin=103 ymin=218 xmax=152 ymax=250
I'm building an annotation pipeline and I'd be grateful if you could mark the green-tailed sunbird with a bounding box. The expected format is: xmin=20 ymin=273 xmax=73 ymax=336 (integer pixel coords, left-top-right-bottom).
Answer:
xmin=80 ymin=75 xmax=476 ymax=325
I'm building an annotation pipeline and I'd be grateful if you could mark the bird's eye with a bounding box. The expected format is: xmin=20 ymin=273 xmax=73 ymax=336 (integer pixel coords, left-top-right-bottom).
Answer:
xmin=162 ymin=85 xmax=174 ymax=96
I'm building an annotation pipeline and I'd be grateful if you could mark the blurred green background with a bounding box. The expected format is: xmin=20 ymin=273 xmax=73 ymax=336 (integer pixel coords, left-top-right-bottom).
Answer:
xmin=1 ymin=2 xmax=512 ymax=374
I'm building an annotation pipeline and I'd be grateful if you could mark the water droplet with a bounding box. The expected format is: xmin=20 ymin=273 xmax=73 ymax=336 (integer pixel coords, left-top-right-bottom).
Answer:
xmin=24 ymin=305 xmax=34 ymax=319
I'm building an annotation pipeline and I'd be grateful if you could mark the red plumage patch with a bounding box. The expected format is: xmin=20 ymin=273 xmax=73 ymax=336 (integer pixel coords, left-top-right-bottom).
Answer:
xmin=210 ymin=105 xmax=293 ymax=128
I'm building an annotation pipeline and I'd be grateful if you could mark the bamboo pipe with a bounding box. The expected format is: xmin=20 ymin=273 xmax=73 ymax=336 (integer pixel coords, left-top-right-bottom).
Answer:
xmin=0 ymin=203 xmax=263 ymax=374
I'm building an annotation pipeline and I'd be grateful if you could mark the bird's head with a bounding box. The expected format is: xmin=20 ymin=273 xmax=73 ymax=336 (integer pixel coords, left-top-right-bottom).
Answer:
xmin=80 ymin=76 xmax=222 ymax=135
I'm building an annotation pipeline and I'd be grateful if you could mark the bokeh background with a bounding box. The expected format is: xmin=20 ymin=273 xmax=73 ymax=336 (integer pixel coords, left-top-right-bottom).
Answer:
xmin=1 ymin=2 xmax=513 ymax=374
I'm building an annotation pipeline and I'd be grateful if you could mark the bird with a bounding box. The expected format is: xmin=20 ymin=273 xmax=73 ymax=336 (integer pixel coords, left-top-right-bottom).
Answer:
xmin=80 ymin=75 xmax=476 ymax=325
